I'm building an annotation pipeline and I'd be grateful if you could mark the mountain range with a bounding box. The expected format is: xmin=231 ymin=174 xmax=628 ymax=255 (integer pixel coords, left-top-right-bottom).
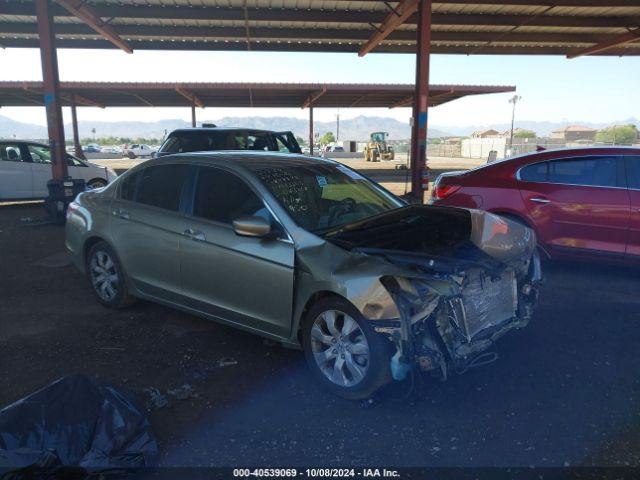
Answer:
xmin=1 ymin=114 xmax=638 ymax=142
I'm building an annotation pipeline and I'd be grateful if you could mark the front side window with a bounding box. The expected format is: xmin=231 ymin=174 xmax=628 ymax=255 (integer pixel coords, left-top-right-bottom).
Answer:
xmin=135 ymin=164 xmax=190 ymax=211
xmin=0 ymin=143 xmax=27 ymax=162
xmin=547 ymin=157 xmax=618 ymax=188
xmin=27 ymin=145 xmax=52 ymax=164
xmin=193 ymin=167 xmax=267 ymax=224
xmin=252 ymin=163 xmax=402 ymax=231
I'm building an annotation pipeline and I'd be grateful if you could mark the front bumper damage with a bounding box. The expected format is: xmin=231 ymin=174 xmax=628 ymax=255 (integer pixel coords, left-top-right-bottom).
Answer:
xmin=372 ymin=250 xmax=542 ymax=381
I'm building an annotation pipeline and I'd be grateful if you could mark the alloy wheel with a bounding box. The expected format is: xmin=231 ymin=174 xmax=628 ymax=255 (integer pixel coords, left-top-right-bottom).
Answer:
xmin=310 ymin=310 xmax=370 ymax=387
xmin=90 ymin=250 xmax=119 ymax=302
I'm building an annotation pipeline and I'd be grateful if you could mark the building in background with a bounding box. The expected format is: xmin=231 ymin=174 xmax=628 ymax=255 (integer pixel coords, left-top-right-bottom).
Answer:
xmin=550 ymin=125 xmax=598 ymax=142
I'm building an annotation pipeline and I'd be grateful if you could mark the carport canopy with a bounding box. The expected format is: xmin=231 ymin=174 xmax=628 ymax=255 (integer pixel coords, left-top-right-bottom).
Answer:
xmin=0 ymin=81 xmax=515 ymax=109
xmin=0 ymin=1 xmax=639 ymax=57
xmin=3 ymin=0 xmax=637 ymax=200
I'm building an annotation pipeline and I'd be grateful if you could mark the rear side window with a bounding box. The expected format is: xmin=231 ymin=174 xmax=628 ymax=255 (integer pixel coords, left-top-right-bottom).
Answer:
xmin=135 ymin=164 xmax=191 ymax=211
xmin=120 ymin=170 xmax=141 ymax=201
xmin=192 ymin=167 xmax=267 ymax=224
xmin=547 ymin=157 xmax=618 ymax=188
xmin=519 ymin=162 xmax=548 ymax=182
xmin=626 ymin=156 xmax=640 ymax=189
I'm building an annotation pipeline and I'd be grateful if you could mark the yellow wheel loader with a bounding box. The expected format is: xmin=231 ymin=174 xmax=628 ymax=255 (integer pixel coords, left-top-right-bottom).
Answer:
xmin=364 ymin=131 xmax=395 ymax=162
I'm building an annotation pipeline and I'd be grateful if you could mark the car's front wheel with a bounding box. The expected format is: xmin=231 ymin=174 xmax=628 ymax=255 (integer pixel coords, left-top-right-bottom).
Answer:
xmin=86 ymin=178 xmax=107 ymax=190
xmin=86 ymin=241 xmax=135 ymax=309
xmin=302 ymin=297 xmax=391 ymax=400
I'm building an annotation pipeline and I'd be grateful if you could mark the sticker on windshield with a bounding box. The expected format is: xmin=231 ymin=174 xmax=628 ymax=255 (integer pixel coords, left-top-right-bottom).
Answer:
xmin=336 ymin=165 xmax=364 ymax=180
xmin=316 ymin=176 xmax=328 ymax=187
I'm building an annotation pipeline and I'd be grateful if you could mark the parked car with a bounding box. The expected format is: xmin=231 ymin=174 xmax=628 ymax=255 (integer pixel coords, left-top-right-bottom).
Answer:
xmin=83 ymin=144 xmax=101 ymax=153
xmin=155 ymin=127 xmax=301 ymax=157
xmin=66 ymin=152 xmax=541 ymax=399
xmin=431 ymin=147 xmax=640 ymax=262
xmin=0 ymin=140 xmax=117 ymax=200
xmin=123 ymin=144 xmax=155 ymax=159
xmin=100 ymin=145 xmax=123 ymax=155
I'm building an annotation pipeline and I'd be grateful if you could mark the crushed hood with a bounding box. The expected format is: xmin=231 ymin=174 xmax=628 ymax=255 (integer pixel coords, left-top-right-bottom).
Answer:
xmin=321 ymin=205 xmax=535 ymax=267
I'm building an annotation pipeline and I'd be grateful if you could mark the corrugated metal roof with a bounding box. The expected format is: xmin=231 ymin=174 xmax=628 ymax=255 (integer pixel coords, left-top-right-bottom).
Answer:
xmin=0 ymin=0 xmax=638 ymax=56
xmin=0 ymin=81 xmax=515 ymax=108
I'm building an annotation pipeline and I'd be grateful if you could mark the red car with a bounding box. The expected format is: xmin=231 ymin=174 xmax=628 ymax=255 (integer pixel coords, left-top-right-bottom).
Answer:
xmin=431 ymin=147 xmax=640 ymax=261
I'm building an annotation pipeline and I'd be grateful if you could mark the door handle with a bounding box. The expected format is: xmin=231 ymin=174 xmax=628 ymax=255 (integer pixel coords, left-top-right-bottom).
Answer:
xmin=530 ymin=197 xmax=551 ymax=204
xmin=183 ymin=228 xmax=205 ymax=242
xmin=112 ymin=208 xmax=130 ymax=219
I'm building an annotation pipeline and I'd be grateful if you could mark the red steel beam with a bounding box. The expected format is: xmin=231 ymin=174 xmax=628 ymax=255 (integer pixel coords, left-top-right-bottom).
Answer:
xmin=567 ymin=28 xmax=640 ymax=58
xmin=409 ymin=0 xmax=432 ymax=202
xmin=36 ymin=0 xmax=67 ymax=180
xmin=302 ymin=87 xmax=327 ymax=108
xmin=359 ymin=0 xmax=419 ymax=57
xmin=175 ymin=86 xmax=204 ymax=108
xmin=55 ymin=0 xmax=133 ymax=53
xmin=309 ymin=106 xmax=314 ymax=156
xmin=69 ymin=96 xmax=85 ymax=160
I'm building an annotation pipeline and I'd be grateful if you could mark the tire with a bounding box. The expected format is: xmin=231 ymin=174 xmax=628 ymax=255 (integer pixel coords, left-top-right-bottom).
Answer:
xmin=86 ymin=178 xmax=107 ymax=190
xmin=302 ymin=296 xmax=391 ymax=400
xmin=127 ymin=152 xmax=137 ymax=159
xmin=86 ymin=241 xmax=135 ymax=309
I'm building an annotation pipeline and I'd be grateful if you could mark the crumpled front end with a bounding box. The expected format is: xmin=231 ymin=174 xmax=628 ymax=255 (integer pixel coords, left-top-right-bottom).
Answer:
xmin=351 ymin=210 xmax=542 ymax=381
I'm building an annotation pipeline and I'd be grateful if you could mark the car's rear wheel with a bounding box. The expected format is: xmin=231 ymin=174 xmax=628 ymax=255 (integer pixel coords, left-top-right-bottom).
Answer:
xmin=86 ymin=241 xmax=135 ymax=309
xmin=302 ymin=297 xmax=391 ymax=400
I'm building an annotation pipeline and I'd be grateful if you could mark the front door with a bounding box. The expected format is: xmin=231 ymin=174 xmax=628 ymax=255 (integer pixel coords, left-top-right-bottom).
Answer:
xmin=625 ymin=155 xmax=640 ymax=257
xmin=180 ymin=165 xmax=294 ymax=337
xmin=519 ymin=155 xmax=629 ymax=256
xmin=109 ymin=163 xmax=192 ymax=301
xmin=0 ymin=143 xmax=32 ymax=199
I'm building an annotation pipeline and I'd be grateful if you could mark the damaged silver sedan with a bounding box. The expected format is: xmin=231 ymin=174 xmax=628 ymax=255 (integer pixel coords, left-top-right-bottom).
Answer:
xmin=66 ymin=152 xmax=541 ymax=399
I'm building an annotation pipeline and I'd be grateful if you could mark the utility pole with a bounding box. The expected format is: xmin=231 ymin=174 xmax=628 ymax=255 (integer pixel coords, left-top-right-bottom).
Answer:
xmin=336 ymin=112 xmax=340 ymax=142
xmin=508 ymin=95 xmax=522 ymax=151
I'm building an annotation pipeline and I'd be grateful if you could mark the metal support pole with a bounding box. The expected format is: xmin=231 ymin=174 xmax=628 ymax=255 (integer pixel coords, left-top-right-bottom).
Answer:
xmin=70 ymin=96 xmax=85 ymax=160
xmin=309 ymin=106 xmax=314 ymax=156
xmin=36 ymin=0 xmax=67 ymax=179
xmin=191 ymin=104 xmax=196 ymax=127
xmin=409 ymin=0 xmax=432 ymax=202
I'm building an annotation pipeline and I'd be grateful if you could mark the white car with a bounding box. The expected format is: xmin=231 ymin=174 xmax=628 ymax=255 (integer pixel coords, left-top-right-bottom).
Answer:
xmin=0 ymin=140 xmax=117 ymax=201
xmin=123 ymin=144 xmax=155 ymax=159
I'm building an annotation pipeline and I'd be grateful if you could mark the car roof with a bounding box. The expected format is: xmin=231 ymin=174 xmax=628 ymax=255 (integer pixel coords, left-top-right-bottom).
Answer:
xmin=465 ymin=146 xmax=640 ymax=174
xmin=168 ymin=128 xmax=281 ymax=135
xmin=145 ymin=150 xmax=337 ymax=170
xmin=0 ymin=140 xmax=47 ymax=146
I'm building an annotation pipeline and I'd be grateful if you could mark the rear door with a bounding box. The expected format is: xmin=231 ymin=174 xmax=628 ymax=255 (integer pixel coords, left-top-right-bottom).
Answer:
xmin=0 ymin=143 xmax=32 ymax=199
xmin=109 ymin=163 xmax=193 ymax=301
xmin=624 ymin=155 xmax=640 ymax=257
xmin=179 ymin=165 xmax=295 ymax=337
xmin=518 ymin=155 xmax=629 ymax=256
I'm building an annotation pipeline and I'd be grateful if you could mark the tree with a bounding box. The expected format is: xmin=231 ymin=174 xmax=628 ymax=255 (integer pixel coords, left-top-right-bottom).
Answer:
xmin=596 ymin=125 xmax=638 ymax=145
xmin=319 ymin=132 xmax=336 ymax=145
xmin=513 ymin=129 xmax=536 ymax=139
xmin=295 ymin=136 xmax=306 ymax=146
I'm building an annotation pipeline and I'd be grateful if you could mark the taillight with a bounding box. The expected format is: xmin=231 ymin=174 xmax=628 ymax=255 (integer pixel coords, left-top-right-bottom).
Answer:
xmin=433 ymin=183 xmax=461 ymax=200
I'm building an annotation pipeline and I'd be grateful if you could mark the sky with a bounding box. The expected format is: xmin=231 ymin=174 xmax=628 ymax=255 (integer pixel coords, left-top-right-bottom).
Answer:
xmin=0 ymin=48 xmax=638 ymax=128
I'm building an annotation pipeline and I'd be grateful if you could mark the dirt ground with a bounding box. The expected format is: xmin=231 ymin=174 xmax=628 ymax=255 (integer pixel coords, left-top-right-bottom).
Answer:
xmin=2 ymin=201 xmax=640 ymax=468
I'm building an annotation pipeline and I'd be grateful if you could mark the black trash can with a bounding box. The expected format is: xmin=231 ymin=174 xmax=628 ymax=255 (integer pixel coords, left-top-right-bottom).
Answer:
xmin=44 ymin=177 xmax=86 ymax=224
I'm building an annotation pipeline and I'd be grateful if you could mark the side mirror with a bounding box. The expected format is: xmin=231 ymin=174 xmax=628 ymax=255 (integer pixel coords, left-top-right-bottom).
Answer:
xmin=232 ymin=215 xmax=272 ymax=238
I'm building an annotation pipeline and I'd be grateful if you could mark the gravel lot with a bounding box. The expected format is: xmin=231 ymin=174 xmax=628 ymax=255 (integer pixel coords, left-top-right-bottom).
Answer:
xmin=1 ymin=202 xmax=639 ymax=468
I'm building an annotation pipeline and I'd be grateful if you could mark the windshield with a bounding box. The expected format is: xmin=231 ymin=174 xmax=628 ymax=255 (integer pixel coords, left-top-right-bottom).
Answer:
xmin=160 ymin=130 xmax=300 ymax=154
xmin=371 ymin=132 xmax=387 ymax=142
xmin=252 ymin=162 xmax=403 ymax=232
